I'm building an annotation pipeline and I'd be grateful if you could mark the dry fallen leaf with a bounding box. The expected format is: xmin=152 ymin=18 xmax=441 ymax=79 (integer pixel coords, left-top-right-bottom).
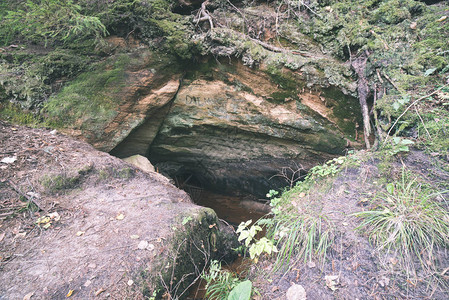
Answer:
xmin=48 ymin=212 xmax=60 ymax=221
xmin=95 ymin=289 xmax=105 ymax=296
xmin=389 ymin=257 xmax=398 ymax=265
xmin=1 ymin=156 xmax=17 ymax=164
xmin=127 ymin=280 xmax=134 ymax=286
xmin=0 ymin=232 xmax=5 ymax=242
xmin=16 ymin=232 xmax=27 ymax=238
xmin=130 ymin=235 xmax=139 ymax=239
xmin=437 ymin=16 xmax=447 ymax=22
xmin=23 ymin=292 xmax=34 ymax=300
xmin=76 ymin=231 xmax=85 ymax=237
xmin=299 ymin=192 xmax=306 ymax=198
xmin=116 ymin=213 xmax=125 ymax=220
xmin=325 ymin=275 xmax=340 ymax=291
xmin=66 ymin=289 xmax=74 ymax=298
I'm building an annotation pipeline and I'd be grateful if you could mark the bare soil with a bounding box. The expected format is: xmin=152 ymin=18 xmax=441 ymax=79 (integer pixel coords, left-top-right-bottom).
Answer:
xmin=0 ymin=120 xmax=203 ymax=299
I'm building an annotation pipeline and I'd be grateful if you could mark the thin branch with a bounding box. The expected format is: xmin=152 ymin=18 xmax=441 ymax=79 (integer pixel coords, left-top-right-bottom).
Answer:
xmin=7 ymin=180 xmax=44 ymax=211
xmin=414 ymin=105 xmax=432 ymax=140
xmin=383 ymin=84 xmax=448 ymax=146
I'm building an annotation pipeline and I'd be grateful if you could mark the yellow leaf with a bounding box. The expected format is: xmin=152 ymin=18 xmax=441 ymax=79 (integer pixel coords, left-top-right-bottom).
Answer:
xmin=66 ymin=290 xmax=74 ymax=297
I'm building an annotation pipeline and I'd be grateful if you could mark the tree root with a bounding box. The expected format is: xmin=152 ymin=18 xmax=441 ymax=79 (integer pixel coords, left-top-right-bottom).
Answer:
xmin=194 ymin=1 xmax=214 ymax=29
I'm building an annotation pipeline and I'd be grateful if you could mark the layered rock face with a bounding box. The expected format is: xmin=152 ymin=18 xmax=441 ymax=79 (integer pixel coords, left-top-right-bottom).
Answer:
xmin=111 ymin=59 xmax=362 ymax=196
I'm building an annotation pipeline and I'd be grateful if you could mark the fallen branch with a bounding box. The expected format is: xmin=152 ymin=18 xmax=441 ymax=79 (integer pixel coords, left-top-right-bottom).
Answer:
xmin=7 ymin=180 xmax=43 ymax=211
xmin=381 ymin=72 xmax=401 ymax=93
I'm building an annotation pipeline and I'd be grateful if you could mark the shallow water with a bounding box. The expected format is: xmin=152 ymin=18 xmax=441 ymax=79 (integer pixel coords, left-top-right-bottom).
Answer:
xmin=186 ymin=190 xmax=268 ymax=299
xmin=195 ymin=190 xmax=268 ymax=225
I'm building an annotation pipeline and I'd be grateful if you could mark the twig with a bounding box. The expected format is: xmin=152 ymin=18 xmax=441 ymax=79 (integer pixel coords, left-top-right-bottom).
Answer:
xmin=414 ymin=105 xmax=432 ymax=140
xmin=383 ymin=84 xmax=448 ymax=147
xmin=226 ymin=0 xmax=248 ymax=33
xmin=7 ymin=180 xmax=44 ymax=211
xmin=376 ymin=69 xmax=384 ymax=83
xmin=382 ymin=71 xmax=401 ymax=93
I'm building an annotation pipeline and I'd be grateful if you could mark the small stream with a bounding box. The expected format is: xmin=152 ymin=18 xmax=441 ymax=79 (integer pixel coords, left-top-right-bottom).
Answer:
xmin=185 ymin=189 xmax=268 ymax=299
xmin=195 ymin=190 xmax=268 ymax=225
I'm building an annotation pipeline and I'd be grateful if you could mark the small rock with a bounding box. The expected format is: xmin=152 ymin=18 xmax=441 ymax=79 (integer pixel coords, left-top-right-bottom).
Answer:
xmin=286 ymin=284 xmax=306 ymax=300
xmin=50 ymin=129 xmax=58 ymax=135
xmin=410 ymin=22 xmax=417 ymax=29
xmin=83 ymin=280 xmax=92 ymax=287
xmin=138 ymin=240 xmax=149 ymax=250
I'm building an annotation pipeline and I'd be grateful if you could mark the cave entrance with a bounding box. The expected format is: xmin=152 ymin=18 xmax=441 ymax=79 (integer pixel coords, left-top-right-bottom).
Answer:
xmin=162 ymin=167 xmax=275 ymax=226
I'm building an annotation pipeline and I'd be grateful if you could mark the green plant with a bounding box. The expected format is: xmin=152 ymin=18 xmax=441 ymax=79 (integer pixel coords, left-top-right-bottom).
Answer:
xmin=0 ymin=0 xmax=107 ymax=46
xmin=202 ymin=260 xmax=241 ymax=299
xmin=268 ymin=205 xmax=333 ymax=270
xmin=383 ymin=137 xmax=415 ymax=155
xmin=228 ymin=280 xmax=252 ymax=300
xmin=306 ymin=156 xmax=346 ymax=179
xmin=353 ymin=169 xmax=449 ymax=281
xmin=236 ymin=220 xmax=277 ymax=261
xmin=41 ymin=173 xmax=79 ymax=193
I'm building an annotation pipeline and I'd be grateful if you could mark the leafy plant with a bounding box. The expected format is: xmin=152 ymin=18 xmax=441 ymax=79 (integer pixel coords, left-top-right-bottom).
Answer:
xmin=353 ymin=169 xmax=449 ymax=281
xmin=236 ymin=220 xmax=277 ymax=260
xmin=228 ymin=280 xmax=252 ymax=300
xmin=202 ymin=260 xmax=241 ymax=299
xmin=306 ymin=156 xmax=346 ymax=179
xmin=384 ymin=137 xmax=415 ymax=155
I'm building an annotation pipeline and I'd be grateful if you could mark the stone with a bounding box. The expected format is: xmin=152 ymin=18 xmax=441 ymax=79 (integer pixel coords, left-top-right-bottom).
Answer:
xmin=286 ymin=284 xmax=307 ymax=300
xmin=123 ymin=155 xmax=155 ymax=173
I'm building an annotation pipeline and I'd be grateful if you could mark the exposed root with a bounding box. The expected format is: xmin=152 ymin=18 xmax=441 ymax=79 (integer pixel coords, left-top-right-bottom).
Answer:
xmin=194 ymin=1 xmax=214 ymax=29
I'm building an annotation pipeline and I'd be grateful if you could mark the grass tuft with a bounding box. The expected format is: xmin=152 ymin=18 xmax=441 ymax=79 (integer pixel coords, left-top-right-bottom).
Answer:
xmin=267 ymin=181 xmax=334 ymax=271
xmin=354 ymin=169 xmax=449 ymax=281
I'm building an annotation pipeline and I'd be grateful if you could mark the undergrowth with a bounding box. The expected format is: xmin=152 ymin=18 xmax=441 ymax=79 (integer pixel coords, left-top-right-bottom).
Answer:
xmin=265 ymin=156 xmax=353 ymax=271
xmin=354 ymin=169 xmax=449 ymax=284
